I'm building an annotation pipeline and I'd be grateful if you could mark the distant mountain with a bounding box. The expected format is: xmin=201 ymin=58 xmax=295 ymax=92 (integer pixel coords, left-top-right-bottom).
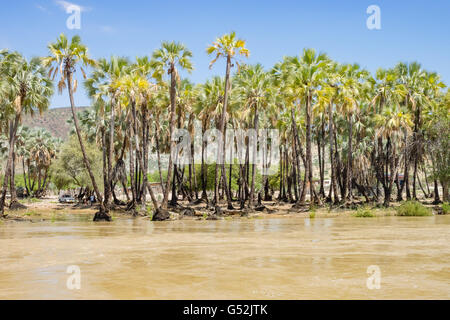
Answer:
xmin=22 ymin=107 xmax=89 ymax=140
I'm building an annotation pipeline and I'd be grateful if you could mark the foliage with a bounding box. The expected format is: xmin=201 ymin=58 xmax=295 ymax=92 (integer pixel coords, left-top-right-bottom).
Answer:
xmin=442 ymin=203 xmax=450 ymax=215
xmin=396 ymin=201 xmax=432 ymax=216
xmin=354 ymin=207 xmax=375 ymax=218
xmin=50 ymin=135 xmax=103 ymax=190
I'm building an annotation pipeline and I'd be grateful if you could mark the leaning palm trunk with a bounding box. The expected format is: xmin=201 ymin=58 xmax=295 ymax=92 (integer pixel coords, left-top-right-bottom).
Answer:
xmin=66 ymin=72 xmax=109 ymax=221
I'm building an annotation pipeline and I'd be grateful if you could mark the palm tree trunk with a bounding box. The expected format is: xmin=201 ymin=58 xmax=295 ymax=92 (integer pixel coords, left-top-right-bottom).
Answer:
xmin=161 ymin=64 xmax=177 ymax=209
xmin=9 ymin=141 xmax=19 ymax=206
xmin=305 ymin=91 xmax=319 ymax=205
xmin=318 ymin=116 xmax=325 ymax=198
xmin=219 ymin=55 xmax=234 ymax=209
xmin=249 ymin=104 xmax=259 ymax=207
xmin=346 ymin=115 xmax=353 ymax=202
xmin=201 ymin=123 xmax=208 ymax=201
xmin=191 ymin=139 xmax=198 ymax=200
xmin=442 ymin=180 xmax=449 ymax=203
xmin=129 ymin=130 xmax=136 ymax=206
xmin=66 ymin=72 xmax=108 ymax=220
xmin=105 ymin=99 xmax=115 ymax=209
xmin=22 ymin=158 xmax=29 ymax=196
xmin=154 ymin=122 xmax=165 ymax=195
xmin=141 ymin=114 xmax=150 ymax=211
xmin=0 ymin=112 xmax=21 ymax=216
xmin=328 ymin=102 xmax=339 ymax=204
xmin=131 ymin=102 xmax=159 ymax=210
xmin=101 ymin=127 xmax=108 ymax=205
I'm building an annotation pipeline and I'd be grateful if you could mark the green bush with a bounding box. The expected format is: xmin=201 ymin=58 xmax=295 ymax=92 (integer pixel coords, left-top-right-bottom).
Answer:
xmin=396 ymin=201 xmax=432 ymax=216
xmin=354 ymin=207 xmax=375 ymax=218
xmin=442 ymin=202 xmax=450 ymax=215
xmin=309 ymin=212 xmax=316 ymax=219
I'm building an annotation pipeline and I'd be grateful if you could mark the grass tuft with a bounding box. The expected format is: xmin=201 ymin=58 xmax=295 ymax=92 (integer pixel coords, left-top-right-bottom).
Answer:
xmin=354 ymin=206 xmax=375 ymax=218
xmin=396 ymin=201 xmax=432 ymax=216
xmin=442 ymin=202 xmax=450 ymax=215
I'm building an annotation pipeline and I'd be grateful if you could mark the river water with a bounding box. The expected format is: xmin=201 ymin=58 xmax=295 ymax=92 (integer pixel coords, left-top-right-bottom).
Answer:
xmin=0 ymin=215 xmax=449 ymax=299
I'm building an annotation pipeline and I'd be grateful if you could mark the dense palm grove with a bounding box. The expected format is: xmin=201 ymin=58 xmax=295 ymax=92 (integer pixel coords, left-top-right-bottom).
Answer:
xmin=0 ymin=33 xmax=449 ymax=220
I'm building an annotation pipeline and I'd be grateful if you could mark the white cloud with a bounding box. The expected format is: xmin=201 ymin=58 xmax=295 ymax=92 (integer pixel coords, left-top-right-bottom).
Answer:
xmin=54 ymin=1 xmax=91 ymax=12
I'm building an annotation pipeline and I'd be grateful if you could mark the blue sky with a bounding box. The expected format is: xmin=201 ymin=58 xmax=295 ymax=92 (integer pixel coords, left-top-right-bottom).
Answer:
xmin=1 ymin=0 xmax=449 ymax=108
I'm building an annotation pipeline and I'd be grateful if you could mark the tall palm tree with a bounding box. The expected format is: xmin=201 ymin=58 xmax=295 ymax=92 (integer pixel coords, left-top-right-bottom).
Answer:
xmin=0 ymin=53 xmax=53 ymax=215
xmin=84 ymin=56 xmax=129 ymax=210
xmin=193 ymin=76 xmax=225 ymax=202
xmin=151 ymin=41 xmax=193 ymax=210
xmin=338 ymin=63 xmax=370 ymax=202
xmin=234 ymin=64 xmax=272 ymax=207
xmin=207 ymin=31 xmax=250 ymax=209
xmin=281 ymin=49 xmax=328 ymax=205
xmin=42 ymin=34 xmax=110 ymax=221
xmin=116 ymin=66 xmax=160 ymax=212
xmin=394 ymin=62 xmax=427 ymax=199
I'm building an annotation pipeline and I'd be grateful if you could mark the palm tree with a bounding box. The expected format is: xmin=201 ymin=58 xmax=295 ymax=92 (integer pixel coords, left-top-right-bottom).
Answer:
xmin=84 ymin=56 xmax=130 ymax=210
xmin=193 ymin=76 xmax=225 ymax=202
xmin=29 ymin=128 xmax=61 ymax=197
xmin=116 ymin=65 xmax=160 ymax=212
xmin=0 ymin=53 xmax=53 ymax=215
xmin=234 ymin=64 xmax=272 ymax=207
xmin=394 ymin=62 xmax=428 ymax=199
xmin=316 ymin=61 xmax=341 ymax=203
xmin=281 ymin=49 xmax=328 ymax=205
xmin=151 ymin=41 xmax=193 ymax=210
xmin=42 ymin=34 xmax=110 ymax=221
xmin=374 ymin=106 xmax=413 ymax=206
xmin=207 ymin=31 xmax=250 ymax=209
xmin=338 ymin=63 xmax=370 ymax=202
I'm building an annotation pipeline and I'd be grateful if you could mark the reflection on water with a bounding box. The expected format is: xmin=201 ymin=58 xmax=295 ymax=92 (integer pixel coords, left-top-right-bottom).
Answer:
xmin=0 ymin=215 xmax=449 ymax=299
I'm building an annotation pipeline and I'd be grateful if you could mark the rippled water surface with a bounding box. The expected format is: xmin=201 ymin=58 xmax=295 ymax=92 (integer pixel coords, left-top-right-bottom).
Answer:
xmin=0 ymin=215 xmax=449 ymax=299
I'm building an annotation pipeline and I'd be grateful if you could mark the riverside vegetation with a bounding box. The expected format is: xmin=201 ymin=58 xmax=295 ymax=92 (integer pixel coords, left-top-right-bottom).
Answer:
xmin=0 ymin=32 xmax=449 ymax=222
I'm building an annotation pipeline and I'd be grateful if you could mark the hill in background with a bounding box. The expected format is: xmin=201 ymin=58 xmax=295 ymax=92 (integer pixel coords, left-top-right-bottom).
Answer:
xmin=22 ymin=107 xmax=89 ymax=140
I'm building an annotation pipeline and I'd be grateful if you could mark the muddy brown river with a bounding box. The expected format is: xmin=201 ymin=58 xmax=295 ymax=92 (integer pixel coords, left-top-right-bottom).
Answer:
xmin=0 ymin=215 xmax=449 ymax=299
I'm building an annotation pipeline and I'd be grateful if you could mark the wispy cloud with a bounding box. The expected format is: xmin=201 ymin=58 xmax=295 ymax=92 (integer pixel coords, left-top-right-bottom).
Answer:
xmin=54 ymin=1 xmax=91 ymax=12
xmin=35 ymin=4 xmax=50 ymax=13
xmin=100 ymin=25 xmax=115 ymax=33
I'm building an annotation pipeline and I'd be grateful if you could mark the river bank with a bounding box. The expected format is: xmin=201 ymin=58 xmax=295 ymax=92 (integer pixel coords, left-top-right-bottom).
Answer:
xmin=1 ymin=196 xmax=446 ymax=224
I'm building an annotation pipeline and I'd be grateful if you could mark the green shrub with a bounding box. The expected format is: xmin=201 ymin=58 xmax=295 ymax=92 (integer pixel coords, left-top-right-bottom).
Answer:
xmin=309 ymin=212 xmax=316 ymax=219
xmin=396 ymin=201 xmax=432 ymax=216
xmin=354 ymin=207 xmax=375 ymax=218
xmin=442 ymin=202 xmax=450 ymax=215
